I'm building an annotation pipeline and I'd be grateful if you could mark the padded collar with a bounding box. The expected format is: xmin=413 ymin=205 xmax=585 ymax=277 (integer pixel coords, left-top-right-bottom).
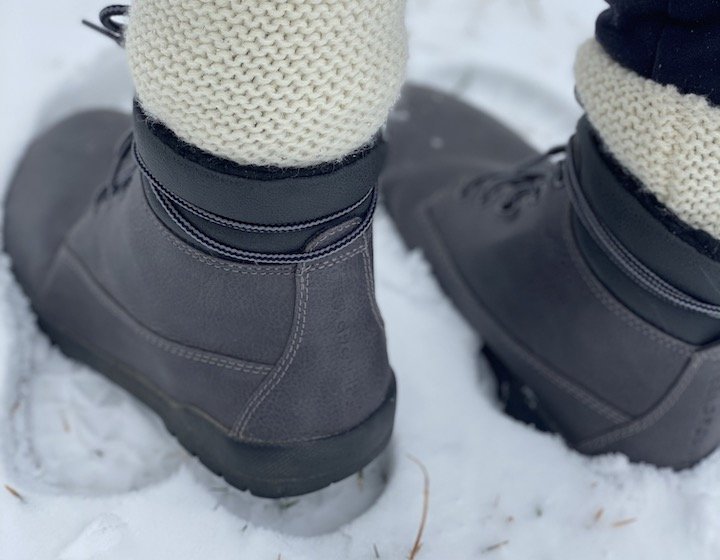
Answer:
xmin=132 ymin=101 xmax=386 ymax=226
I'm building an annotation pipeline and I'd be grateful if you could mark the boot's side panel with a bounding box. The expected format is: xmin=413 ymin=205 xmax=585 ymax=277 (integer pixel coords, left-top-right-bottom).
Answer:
xmin=60 ymin=180 xmax=296 ymax=365
xmin=37 ymin=224 xmax=276 ymax=430
xmin=4 ymin=112 xmax=130 ymax=300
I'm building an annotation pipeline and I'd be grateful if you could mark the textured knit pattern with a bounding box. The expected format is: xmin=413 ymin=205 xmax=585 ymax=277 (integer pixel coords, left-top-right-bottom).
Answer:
xmin=575 ymin=39 xmax=720 ymax=238
xmin=126 ymin=0 xmax=407 ymax=167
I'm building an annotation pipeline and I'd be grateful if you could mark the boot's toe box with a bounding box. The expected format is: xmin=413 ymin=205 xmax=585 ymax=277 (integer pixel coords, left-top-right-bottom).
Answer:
xmin=4 ymin=110 xmax=130 ymax=298
xmin=382 ymin=84 xmax=538 ymax=248
xmin=385 ymin=84 xmax=536 ymax=172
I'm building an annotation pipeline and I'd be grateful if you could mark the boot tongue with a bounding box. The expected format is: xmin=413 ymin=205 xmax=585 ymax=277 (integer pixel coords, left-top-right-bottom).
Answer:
xmin=572 ymin=116 xmax=720 ymax=306
xmin=132 ymin=101 xmax=383 ymax=257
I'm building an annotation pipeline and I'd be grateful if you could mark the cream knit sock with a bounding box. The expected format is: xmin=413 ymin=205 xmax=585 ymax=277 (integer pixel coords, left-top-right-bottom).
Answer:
xmin=575 ymin=39 xmax=720 ymax=238
xmin=126 ymin=0 xmax=407 ymax=168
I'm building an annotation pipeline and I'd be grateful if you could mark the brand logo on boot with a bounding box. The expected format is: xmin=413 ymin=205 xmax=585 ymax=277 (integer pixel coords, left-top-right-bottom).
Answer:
xmin=332 ymin=292 xmax=353 ymax=371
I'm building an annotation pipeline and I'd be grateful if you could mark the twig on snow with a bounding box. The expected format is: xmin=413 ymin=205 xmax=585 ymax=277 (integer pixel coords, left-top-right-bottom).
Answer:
xmin=60 ymin=411 xmax=71 ymax=433
xmin=9 ymin=399 xmax=20 ymax=417
xmin=407 ymin=454 xmax=430 ymax=560
xmin=4 ymin=484 xmax=26 ymax=503
xmin=481 ymin=540 xmax=509 ymax=554
xmin=278 ymin=499 xmax=299 ymax=511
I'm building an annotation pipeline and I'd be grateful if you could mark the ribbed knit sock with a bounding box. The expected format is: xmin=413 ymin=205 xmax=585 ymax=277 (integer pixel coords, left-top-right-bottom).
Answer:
xmin=575 ymin=39 xmax=720 ymax=239
xmin=125 ymin=0 xmax=407 ymax=168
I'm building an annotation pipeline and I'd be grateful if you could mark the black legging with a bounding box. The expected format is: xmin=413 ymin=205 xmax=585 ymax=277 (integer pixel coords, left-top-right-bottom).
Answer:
xmin=597 ymin=0 xmax=720 ymax=104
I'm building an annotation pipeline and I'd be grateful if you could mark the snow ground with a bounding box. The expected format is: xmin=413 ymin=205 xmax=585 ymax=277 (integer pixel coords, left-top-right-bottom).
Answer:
xmin=3 ymin=0 xmax=720 ymax=558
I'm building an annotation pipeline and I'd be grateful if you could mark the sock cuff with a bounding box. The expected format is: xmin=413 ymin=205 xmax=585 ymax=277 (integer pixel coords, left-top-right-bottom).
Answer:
xmin=575 ymin=39 xmax=720 ymax=238
xmin=126 ymin=0 xmax=407 ymax=168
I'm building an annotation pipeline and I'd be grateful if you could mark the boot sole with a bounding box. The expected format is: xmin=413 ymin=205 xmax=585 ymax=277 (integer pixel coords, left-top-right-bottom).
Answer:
xmin=37 ymin=317 xmax=397 ymax=498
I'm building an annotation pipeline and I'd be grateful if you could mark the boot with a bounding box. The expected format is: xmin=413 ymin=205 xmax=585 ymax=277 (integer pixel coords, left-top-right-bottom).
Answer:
xmin=4 ymin=101 xmax=395 ymax=498
xmin=383 ymin=85 xmax=720 ymax=469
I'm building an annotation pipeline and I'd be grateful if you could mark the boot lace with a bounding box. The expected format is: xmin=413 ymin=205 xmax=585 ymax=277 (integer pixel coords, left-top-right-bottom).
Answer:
xmin=82 ymin=5 xmax=129 ymax=46
xmin=461 ymin=146 xmax=566 ymax=215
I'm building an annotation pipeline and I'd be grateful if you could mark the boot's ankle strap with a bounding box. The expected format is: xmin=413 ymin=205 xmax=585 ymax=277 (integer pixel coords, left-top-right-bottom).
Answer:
xmin=132 ymin=102 xmax=385 ymax=226
xmin=132 ymin=102 xmax=383 ymax=264
xmin=566 ymin=129 xmax=720 ymax=320
xmin=137 ymin=143 xmax=377 ymax=264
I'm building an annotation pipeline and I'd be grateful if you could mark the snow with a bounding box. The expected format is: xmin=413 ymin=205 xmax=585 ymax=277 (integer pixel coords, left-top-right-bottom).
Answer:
xmin=3 ymin=0 xmax=720 ymax=558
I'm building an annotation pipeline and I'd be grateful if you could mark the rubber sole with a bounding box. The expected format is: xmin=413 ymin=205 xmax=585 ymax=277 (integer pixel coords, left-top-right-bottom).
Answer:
xmin=38 ymin=318 xmax=397 ymax=498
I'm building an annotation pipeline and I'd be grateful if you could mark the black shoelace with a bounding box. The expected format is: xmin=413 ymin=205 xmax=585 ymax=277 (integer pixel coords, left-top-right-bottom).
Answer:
xmin=82 ymin=5 xmax=129 ymax=46
xmin=461 ymin=146 xmax=566 ymax=215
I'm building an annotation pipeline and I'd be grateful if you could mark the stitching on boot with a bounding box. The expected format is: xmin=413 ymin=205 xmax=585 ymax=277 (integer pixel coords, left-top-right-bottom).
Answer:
xmin=59 ymin=245 xmax=273 ymax=375
xmin=145 ymin=203 xmax=295 ymax=275
xmin=146 ymin=199 xmax=366 ymax=272
xmin=233 ymin=264 xmax=311 ymax=438
xmin=361 ymin=237 xmax=385 ymax=330
xmin=563 ymin=208 xmax=693 ymax=355
xmin=306 ymin=244 xmax=366 ymax=271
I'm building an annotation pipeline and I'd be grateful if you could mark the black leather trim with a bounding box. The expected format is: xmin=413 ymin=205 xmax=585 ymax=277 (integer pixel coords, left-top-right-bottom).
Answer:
xmin=574 ymin=117 xmax=720 ymax=305
xmin=133 ymin=101 xmax=386 ymax=225
xmin=584 ymin=120 xmax=720 ymax=262
xmin=572 ymin=117 xmax=720 ymax=343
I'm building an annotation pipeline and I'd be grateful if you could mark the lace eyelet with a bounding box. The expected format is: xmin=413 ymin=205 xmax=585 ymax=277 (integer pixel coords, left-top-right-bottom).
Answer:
xmin=495 ymin=199 xmax=520 ymax=218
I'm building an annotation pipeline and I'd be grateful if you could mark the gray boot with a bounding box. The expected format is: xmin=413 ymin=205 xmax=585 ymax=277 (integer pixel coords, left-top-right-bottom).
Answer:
xmin=383 ymin=85 xmax=720 ymax=469
xmin=4 ymin=100 xmax=395 ymax=497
